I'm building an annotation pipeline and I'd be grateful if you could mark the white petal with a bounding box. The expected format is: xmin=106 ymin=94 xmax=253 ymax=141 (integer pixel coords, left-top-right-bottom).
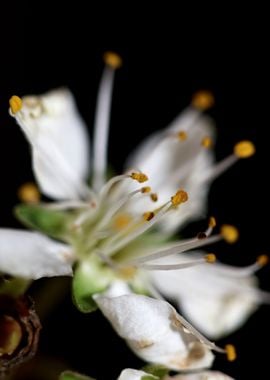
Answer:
xmin=11 ymin=89 xmax=90 ymax=200
xmin=0 ymin=229 xmax=73 ymax=279
xmin=118 ymin=369 xmax=154 ymax=380
xmin=151 ymin=252 xmax=258 ymax=339
xmin=123 ymin=109 xmax=214 ymax=233
xmin=96 ymin=293 xmax=214 ymax=371
xmin=169 ymin=371 xmax=234 ymax=380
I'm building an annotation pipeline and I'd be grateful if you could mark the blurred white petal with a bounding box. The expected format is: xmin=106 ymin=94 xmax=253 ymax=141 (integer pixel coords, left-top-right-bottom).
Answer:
xmin=124 ymin=109 xmax=214 ymax=233
xmin=117 ymin=368 xmax=155 ymax=380
xmin=151 ymin=252 xmax=258 ymax=339
xmin=0 ymin=229 xmax=73 ymax=279
xmin=11 ymin=89 xmax=90 ymax=200
xmin=96 ymin=293 xmax=214 ymax=371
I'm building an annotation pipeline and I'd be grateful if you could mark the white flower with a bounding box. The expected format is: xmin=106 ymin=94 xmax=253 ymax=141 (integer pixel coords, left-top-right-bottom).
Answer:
xmin=95 ymin=292 xmax=219 ymax=371
xmin=150 ymin=252 xmax=269 ymax=339
xmin=3 ymin=51 xmax=260 ymax=345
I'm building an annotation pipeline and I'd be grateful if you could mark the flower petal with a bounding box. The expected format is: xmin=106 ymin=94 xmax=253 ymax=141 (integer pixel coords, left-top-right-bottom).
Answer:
xmin=151 ymin=252 xmax=258 ymax=339
xmin=124 ymin=109 xmax=215 ymax=233
xmin=0 ymin=229 xmax=73 ymax=279
xmin=11 ymin=89 xmax=90 ymax=200
xmin=118 ymin=369 xmax=156 ymax=380
xmin=95 ymin=293 xmax=214 ymax=371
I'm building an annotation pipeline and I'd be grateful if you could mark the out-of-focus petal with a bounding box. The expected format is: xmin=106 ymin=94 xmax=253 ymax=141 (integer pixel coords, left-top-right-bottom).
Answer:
xmin=10 ymin=89 xmax=90 ymax=200
xmin=122 ymin=109 xmax=214 ymax=233
xmin=151 ymin=252 xmax=258 ymax=339
xmin=0 ymin=229 xmax=73 ymax=279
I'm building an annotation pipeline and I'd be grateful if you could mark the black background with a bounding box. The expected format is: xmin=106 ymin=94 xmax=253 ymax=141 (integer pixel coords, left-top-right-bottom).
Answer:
xmin=0 ymin=4 xmax=269 ymax=379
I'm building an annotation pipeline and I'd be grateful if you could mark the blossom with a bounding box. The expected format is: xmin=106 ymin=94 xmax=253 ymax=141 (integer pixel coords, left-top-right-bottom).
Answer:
xmin=1 ymin=51 xmax=261 ymax=344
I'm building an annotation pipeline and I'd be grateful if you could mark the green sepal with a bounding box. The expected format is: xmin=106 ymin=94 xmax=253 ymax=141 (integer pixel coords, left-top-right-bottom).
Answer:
xmin=142 ymin=376 xmax=159 ymax=380
xmin=72 ymin=260 xmax=112 ymax=313
xmin=14 ymin=203 xmax=72 ymax=240
xmin=59 ymin=370 xmax=95 ymax=380
xmin=0 ymin=277 xmax=30 ymax=298
xmin=142 ymin=364 xmax=169 ymax=379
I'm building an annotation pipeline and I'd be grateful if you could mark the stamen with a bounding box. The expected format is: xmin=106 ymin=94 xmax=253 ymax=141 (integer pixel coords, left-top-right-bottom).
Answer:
xmin=171 ymin=189 xmax=188 ymax=207
xmin=17 ymin=182 xmax=40 ymax=203
xmin=201 ymin=141 xmax=256 ymax=184
xmin=177 ymin=131 xmax=187 ymax=141
xmin=257 ymin=254 xmax=269 ymax=267
xmin=150 ymin=193 xmax=158 ymax=202
xmin=221 ymin=224 xmax=239 ymax=244
xmin=130 ymin=234 xmax=221 ymax=265
xmin=205 ymin=253 xmax=216 ymax=263
xmin=141 ymin=186 xmax=151 ymax=193
xmin=191 ymin=90 xmax=215 ymax=111
xmin=103 ymin=202 xmax=172 ymax=256
xmin=197 ymin=232 xmax=207 ymax=239
xmin=201 ymin=136 xmax=213 ymax=149
xmin=103 ymin=51 xmax=122 ymax=69
xmin=205 ymin=216 xmax=217 ymax=236
xmin=130 ymin=172 xmax=149 ymax=183
xmin=46 ymin=200 xmax=89 ymax=210
xmin=172 ymin=311 xmax=226 ymax=354
xmin=234 ymin=141 xmax=255 ymax=158
xmin=99 ymin=174 xmax=130 ymax=200
xmin=209 ymin=216 xmax=217 ymax=228
xmin=143 ymin=211 xmax=155 ymax=221
xmin=92 ymin=54 xmax=121 ymax=191
xmin=97 ymin=188 xmax=146 ymax=230
xmin=9 ymin=95 xmax=22 ymax=114
xmin=140 ymin=257 xmax=209 ymax=271
xmin=214 ymin=256 xmax=269 ymax=278
xmin=225 ymin=344 xmax=237 ymax=362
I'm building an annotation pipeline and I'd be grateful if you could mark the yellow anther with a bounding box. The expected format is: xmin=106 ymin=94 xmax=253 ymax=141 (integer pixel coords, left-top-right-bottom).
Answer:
xmin=257 ymin=254 xmax=269 ymax=267
xmin=17 ymin=182 xmax=40 ymax=203
xmin=141 ymin=186 xmax=151 ymax=193
xmin=192 ymin=90 xmax=215 ymax=110
xmin=9 ymin=95 xmax=22 ymax=114
xmin=205 ymin=253 xmax=216 ymax=263
xmin=221 ymin=225 xmax=239 ymax=244
xmin=177 ymin=131 xmax=187 ymax=141
xmin=197 ymin=232 xmax=207 ymax=240
xmin=130 ymin=172 xmax=148 ymax=183
xmin=208 ymin=216 xmax=217 ymax=228
xmin=201 ymin=136 xmax=213 ymax=149
xmin=118 ymin=266 xmax=137 ymax=280
xmin=143 ymin=211 xmax=155 ymax=221
xmin=234 ymin=141 xmax=255 ymax=158
xmin=225 ymin=344 xmax=237 ymax=362
xmin=113 ymin=214 xmax=132 ymax=230
xmin=171 ymin=189 xmax=189 ymax=206
xmin=103 ymin=51 xmax=122 ymax=69
xmin=150 ymin=193 xmax=158 ymax=202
